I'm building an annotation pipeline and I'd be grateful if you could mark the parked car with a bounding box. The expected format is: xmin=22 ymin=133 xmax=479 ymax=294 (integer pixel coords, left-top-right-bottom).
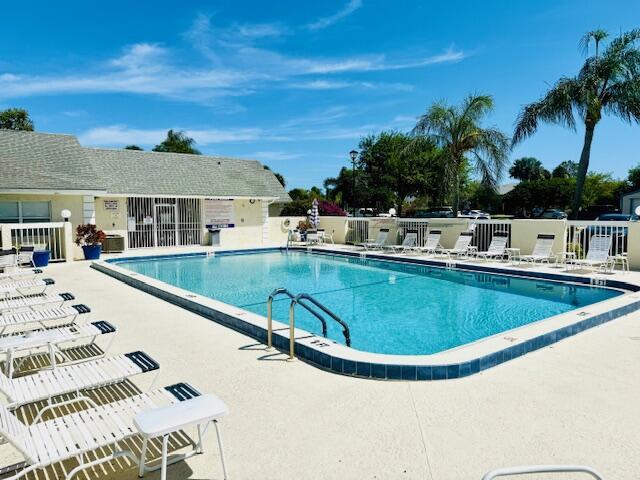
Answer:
xmin=577 ymin=204 xmax=620 ymax=220
xmin=595 ymin=213 xmax=639 ymax=221
xmin=414 ymin=207 xmax=455 ymax=218
xmin=538 ymin=209 xmax=568 ymax=220
xmin=459 ymin=209 xmax=491 ymax=219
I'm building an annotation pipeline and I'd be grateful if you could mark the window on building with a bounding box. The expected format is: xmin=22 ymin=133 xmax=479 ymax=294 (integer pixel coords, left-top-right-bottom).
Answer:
xmin=0 ymin=201 xmax=51 ymax=223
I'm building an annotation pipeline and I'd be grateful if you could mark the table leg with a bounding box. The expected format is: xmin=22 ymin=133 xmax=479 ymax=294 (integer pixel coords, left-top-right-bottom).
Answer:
xmin=138 ymin=437 xmax=148 ymax=478
xmin=161 ymin=434 xmax=169 ymax=480
xmin=214 ymin=420 xmax=229 ymax=480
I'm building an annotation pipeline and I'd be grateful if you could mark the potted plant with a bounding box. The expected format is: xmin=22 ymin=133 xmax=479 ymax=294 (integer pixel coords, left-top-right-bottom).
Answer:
xmin=75 ymin=224 xmax=106 ymax=260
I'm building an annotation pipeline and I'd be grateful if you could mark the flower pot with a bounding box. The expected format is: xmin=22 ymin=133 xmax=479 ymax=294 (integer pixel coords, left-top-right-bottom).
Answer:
xmin=32 ymin=250 xmax=50 ymax=267
xmin=82 ymin=244 xmax=102 ymax=260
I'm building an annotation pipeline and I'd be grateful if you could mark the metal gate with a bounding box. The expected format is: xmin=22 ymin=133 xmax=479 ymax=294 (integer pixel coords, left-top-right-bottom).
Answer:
xmin=127 ymin=197 xmax=202 ymax=249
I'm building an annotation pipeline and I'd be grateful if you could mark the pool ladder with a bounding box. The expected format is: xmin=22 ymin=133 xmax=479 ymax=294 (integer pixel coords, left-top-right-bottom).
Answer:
xmin=266 ymin=287 xmax=351 ymax=360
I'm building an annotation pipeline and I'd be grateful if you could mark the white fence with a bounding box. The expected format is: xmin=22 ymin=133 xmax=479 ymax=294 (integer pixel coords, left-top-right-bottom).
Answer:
xmin=397 ymin=219 xmax=430 ymax=246
xmin=1 ymin=222 xmax=66 ymax=261
xmin=470 ymin=220 xmax=512 ymax=251
xmin=346 ymin=219 xmax=370 ymax=244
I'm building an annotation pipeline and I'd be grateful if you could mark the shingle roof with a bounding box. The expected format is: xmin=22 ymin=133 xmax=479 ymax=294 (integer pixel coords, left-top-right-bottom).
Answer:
xmin=85 ymin=147 xmax=289 ymax=200
xmin=0 ymin=130 xmax=104 ymax=191
xmin=0 ymin=130 xmax=290 ymax=201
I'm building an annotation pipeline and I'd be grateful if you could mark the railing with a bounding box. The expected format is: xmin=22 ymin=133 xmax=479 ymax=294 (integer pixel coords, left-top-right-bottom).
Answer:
xmin=1 ymin=222 xmax=65 ymax=261
xmin=469 ymin=220 xmax=512 ymax=252
xmin=482 ymin=465 xmax=604 ymax=480
xmin=397 ymin=219 xmax=430 ymax=246
xmin=346 ymin=219 xmax=369 ymax=244
xmin=266 ymin=288 xmax=351 ymax=360
xmin=566 ymin=220 xmax=629 ymax=258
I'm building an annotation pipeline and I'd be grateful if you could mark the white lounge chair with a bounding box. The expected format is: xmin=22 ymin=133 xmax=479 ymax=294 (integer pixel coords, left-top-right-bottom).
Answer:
xmin=0 ymin=250 xmax=17 ymax=271
xmin=568 ymin=234 xmax=613 ymax=273
xmin=0 ymin=303 xmax=90 ymax=335
xmin=440 ymin=231 xmax=474 ymax=258
xmin=417 ymin=230 xmax=443 ymax=255
xmin=0 ymin=278 xmax=55 ymax=298
xmin=16 ymin=246 xmax=35 ymax=268
xmin=359 ymin=228 xmax=389 ymax=250
xmin=482 ymin=464 xmax=604 ymax=479
xmin=0 ymin=268 xmax=44 ymax=283
xmin=0 ymin=320 xmax=117 ymax=378
xmin=385 ymin=230 xmax=418 ymax=253
xmin=474 ymin=232 xmax=509 ymax=261
xmin=518 ymin=233 xmax=557 ymax=263
xmin=0 ymin=383 xmax=229 ymax=480
xmin=0 ymin=292 xmax=75 ymax=314
xmin=0 ymin=350 xmax=160 ymax=409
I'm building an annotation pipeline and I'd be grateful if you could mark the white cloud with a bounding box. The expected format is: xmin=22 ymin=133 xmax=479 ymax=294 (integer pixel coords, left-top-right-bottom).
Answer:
xmin=79 ymin=125 xmax=265 ymax=147
xmin=62 ymin=110 xmax=88 ymax=118
xmin=307 ymin=0 xmax=363 ymax=31
xmin=245 ymin=151 xmax=305 ymax=161
xmin=290 ymin=79 xmax=413 ymax=92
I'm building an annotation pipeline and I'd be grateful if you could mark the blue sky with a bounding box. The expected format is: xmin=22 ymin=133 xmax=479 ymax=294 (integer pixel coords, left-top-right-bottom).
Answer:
xmin=1 ymin=0 xmax=639 ymax=189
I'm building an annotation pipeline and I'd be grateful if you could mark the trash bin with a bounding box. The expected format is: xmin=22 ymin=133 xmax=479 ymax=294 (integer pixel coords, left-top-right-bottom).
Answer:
xmin=32 ymin=250 xmax=50 ymax=267
xmin=208 ymin=228 xmax=221 ymax=246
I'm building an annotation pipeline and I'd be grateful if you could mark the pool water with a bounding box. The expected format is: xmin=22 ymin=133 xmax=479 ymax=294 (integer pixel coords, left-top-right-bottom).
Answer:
xmin=118 ymin=251 xmax=621 ymax=355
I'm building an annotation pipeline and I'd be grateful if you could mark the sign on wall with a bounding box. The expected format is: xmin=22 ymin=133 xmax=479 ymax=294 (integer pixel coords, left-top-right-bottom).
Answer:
xmin=204 ymin=199 xmax=235 ymax=228
xmin=103 ymin=199 xmax=119 ymax=211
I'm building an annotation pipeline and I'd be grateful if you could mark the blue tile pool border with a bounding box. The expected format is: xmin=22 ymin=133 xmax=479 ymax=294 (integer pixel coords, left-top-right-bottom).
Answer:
xmin=93 ymin=246 xmax=640 ymax=381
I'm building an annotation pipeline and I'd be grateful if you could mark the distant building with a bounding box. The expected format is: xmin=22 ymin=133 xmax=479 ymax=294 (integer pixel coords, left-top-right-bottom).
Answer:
xmin=621 ymin=189 xmax=640 ymax=215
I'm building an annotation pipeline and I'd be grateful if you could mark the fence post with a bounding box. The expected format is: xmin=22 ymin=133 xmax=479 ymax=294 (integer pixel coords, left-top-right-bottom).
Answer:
xmin=628 ymin=222 xmax=640 ymax=271
xmin=0 ymin=224 xmax=12 ymax=251
xmin=63 ymin=222 xmax=74 ymax=262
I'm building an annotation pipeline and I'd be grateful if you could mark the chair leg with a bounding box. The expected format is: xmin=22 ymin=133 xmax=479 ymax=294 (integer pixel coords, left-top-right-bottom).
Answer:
xmin=214 ymin=420 xmax=229 ymax=480
xmin=160 ymin=435 xmax=169 ymax=480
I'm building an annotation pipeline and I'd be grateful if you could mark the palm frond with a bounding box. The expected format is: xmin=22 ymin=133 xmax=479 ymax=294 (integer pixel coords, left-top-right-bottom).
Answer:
xmin=602 ymin=78 xmax=640 ymax=123
xmin=512 ymin=78 xmax=580 ymax=145
xmin=579 ymin=29 xmax=609 ymax=56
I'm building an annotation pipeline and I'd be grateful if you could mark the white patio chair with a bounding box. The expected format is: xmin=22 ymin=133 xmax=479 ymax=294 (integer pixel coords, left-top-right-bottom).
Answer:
xmin=317 ymin=229 xmax=334 ymax=244
xmin=16 ymin=246 xmax=35 ymax=268
xmin=0 ymin=250 xmax=17 ymax=271
xmin=0 ymin=320 xmax=117 ymax=378
xmin=306 ymin=230 xmax=320 ymax=245
xmin=568 ymin=234 xmax=613 ymax=273
xmin=0 ymin=268 xmax=44 ymax=283
xmin=474 ymin=232 xmax=509 ymax=261
xmin=482 ymin=464 xmax=604 ymax=479
xmin=417 ymin=230 xmax=443 ymax=255
xmin=385 ymin=230 xmax=418 ymax=253
xmin=0 ymin=292 xmax=75 ymax=314
xmin=518 ymin=233 xmax=557 ymax=263
xmin=0 ymin=383 xmax=229 ymax=480
xmin=440 ymin=232 xmax=474 ymax=258
xmin=0 ymin=350 xmax=160 ymax=409
xmin=359 ymin=228 xmax=389 ymax=250
xmin=0 ymin=303 xmax=90 ymax=335
xmin=0 ymin=278 xmax=55 ymax=298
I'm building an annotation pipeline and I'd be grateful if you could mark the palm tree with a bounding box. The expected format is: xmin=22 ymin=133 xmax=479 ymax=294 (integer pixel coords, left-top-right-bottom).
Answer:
xmin=409 ymin=94 xmax=510 ymax=215
xmin=513 ymin=29 xmax=640 ymax=218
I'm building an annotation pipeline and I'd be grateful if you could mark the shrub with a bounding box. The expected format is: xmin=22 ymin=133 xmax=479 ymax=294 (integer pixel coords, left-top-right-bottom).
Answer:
xmin=75 ymin=224 xmax=106 ymax=246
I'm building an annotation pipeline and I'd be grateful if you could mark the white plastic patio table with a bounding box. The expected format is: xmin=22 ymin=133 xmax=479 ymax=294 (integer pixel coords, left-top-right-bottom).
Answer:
xmin=134 ymin=394 xmax=229 ymax=480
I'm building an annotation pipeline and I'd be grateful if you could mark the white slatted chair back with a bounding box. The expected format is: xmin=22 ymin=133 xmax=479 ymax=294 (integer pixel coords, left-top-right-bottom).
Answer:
xmin=376 ymin=229 xmax=389 ymax=245
xmin=586 ymin=235 xmax=612 ymax=262
xmin=402 ymin=231 xmax=417 ymax=247
xmin=487 ymin=233 xmax=508 ymax=254
xmin=0 ymin=252 xmax=17 ymax=269
xmin=531 ymin=234 xmax=555 ymax=257
xmin=424 ymin=231 xmax=441 ymax=249
xmin=453 ymin=232 xmax=473 ymax=250
xmin=0 ymin=405 xmax=37 ymax=463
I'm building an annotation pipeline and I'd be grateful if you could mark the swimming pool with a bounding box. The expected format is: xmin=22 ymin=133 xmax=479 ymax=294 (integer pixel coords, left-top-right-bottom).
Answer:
xmin=115 ymin=250 xmax=622 ymax=356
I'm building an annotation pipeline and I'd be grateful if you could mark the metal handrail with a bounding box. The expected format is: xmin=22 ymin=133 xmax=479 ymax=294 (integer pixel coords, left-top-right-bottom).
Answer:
xmin=290 ymin=293 xmax=351 ymax=356
xmin=266 ymin=288 xmax=328 ymax=350
xmin=482 ymin=465 xmax=604 ymax=480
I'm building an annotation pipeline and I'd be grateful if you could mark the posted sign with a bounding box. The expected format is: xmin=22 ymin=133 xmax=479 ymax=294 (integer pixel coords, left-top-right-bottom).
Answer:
xmin=204 ymin=199 xmax=235 ymax=228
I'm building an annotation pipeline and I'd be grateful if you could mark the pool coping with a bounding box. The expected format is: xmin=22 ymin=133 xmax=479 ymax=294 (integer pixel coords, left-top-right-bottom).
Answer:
xmin=92 ymin=246 xmax=640 ymax=381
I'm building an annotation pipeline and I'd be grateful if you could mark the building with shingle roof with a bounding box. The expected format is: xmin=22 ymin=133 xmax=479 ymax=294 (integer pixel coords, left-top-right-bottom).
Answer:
xmin=0 ymin=130 xmax=291 ymax=254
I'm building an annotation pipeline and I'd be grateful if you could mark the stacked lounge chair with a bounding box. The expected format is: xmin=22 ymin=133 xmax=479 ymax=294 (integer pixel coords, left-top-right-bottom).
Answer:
xmin=0 ymin=278 xmax=55 ymax=298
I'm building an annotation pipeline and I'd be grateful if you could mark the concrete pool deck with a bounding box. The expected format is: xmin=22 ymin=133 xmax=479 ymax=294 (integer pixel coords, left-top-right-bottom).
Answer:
xmin=2 ymin=257 xmax=640 ymax=479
